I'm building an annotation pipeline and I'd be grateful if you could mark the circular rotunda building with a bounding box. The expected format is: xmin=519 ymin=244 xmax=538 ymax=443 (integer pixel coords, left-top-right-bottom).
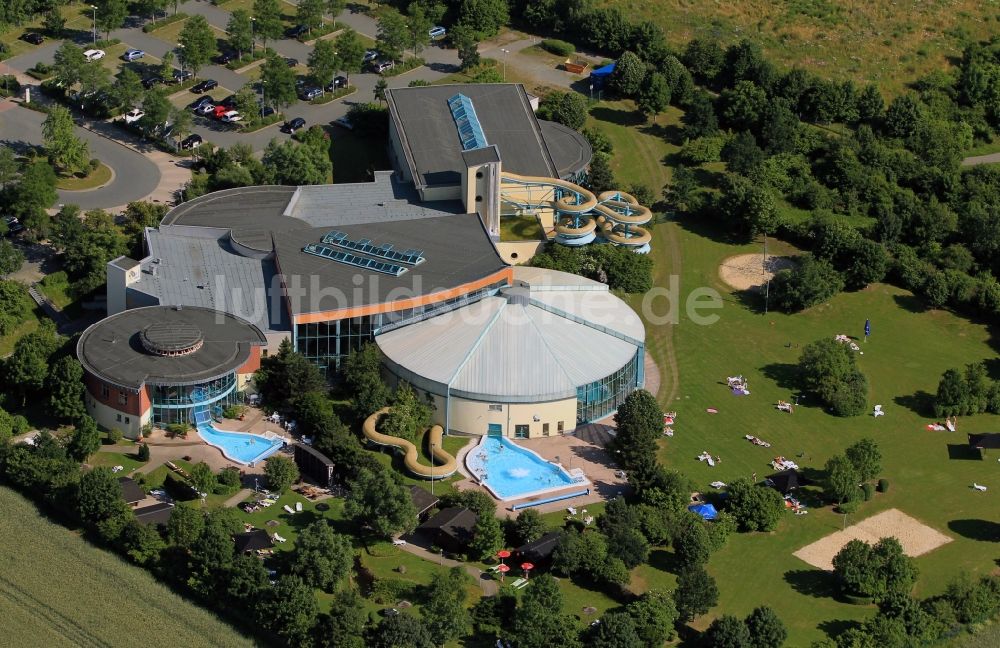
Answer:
xmin=77 ymin=305 xmax=266 ymax=437
xmin=377 ymin=267 xmax=646 ymax=438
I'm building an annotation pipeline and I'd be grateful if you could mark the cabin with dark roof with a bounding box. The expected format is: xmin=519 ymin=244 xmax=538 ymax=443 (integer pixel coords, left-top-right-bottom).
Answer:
xmin=515 ymin=530 xmax=561 ymax=566
xmin=119 ymin=477 xmax=146 ymax=506
xmin=234 ymin=529 xmax=274 ymax=554
xmin=417 ymin=507 xmax=477 ymax=554
xmin=134 ymin=502 xmax=174 ymax=527
xmin=408 ymin=485 xmax=440 ymax=520
xmin=293 ymin=443 xmax=336 ymax=487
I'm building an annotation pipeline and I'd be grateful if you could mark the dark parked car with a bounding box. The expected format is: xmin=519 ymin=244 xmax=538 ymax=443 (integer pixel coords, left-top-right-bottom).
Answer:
xmin=20 ymin=33 xmax=44 ymax=45
xmin=179 ymin=133 xmax=203 ymax=149
xmin=141 ymin=76 xmax=162 ymax=89
xmin=259 ymin=104 xmax=275 ymax=118
xmin=4 ymin=216 xmax=23 ymax=235
xmin=281 ymin=117 xmax=305 ymax=133
xmin=300 ymin=87 xmax=323 ymax=101
xmin=191 ymin=79 xmax=218 ymax=93
xmin=219 ymin=94 xmax=237 ymax=108
xmin=287 ymin=24 xmax=309 ymax=39
xmin=172 ymin=69 xmax=193 ymax=83
xmin=284 ymin=57 xmax=299 ymax=68
xmin=325 ymin=76 xmax=348 ymax=92
xmin=214 ymin=51 xmax=235 ymax=65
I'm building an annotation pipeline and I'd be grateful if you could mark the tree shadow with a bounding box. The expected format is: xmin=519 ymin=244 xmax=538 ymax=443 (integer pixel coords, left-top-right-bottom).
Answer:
xmin=947 ymin=519 xmax=1000 ymax=542
xmin=647 ymin=548 xmax=680 ymax=574
xmin=892 ymin=293 xmax=927 ymax=314
xmin=819 ymin=619 xmax=862 ymax=640
xmin=784 ymin=569 xmax=836 ymax=598
xmin=760 ymin=363 xmax=801 ymax=391
xmin=590 ymin=105 xmax=644 ymax=127
xmin=946 ymin=444 xmax=981 ymax=461
xmin=893 ymin=391 xmax=934 ymax=417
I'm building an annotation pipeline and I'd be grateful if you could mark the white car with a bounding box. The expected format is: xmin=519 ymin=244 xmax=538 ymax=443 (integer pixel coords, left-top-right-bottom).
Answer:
xmin=124 ymin=108 xmax=145 ymax=124
xmin=220 ymin=110 xmax=242 ymax=123
xmin=332 ymin=116 xmax=354 ymax=130
xmin=83 ymin=49 xmax=106 ymax=61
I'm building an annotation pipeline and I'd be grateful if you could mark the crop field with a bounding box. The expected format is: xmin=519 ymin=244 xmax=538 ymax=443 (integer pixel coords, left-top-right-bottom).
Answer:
xmin=0 ymin=487 xmax=255 ymax=648
xmin=597 ymin=0 xmax=1000 ymax=94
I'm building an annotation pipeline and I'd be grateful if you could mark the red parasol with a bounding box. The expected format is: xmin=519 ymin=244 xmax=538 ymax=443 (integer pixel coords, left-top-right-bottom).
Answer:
xmin=496 ymin=563 xmax=510 ymax=581
xmin=521 ymin=562 xmax=534 ymax=579
xmin=496 ymin=549 xmax=511 ymax=564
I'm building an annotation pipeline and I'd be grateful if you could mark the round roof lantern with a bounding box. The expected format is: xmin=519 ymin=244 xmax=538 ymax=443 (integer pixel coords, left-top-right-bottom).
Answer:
xmin=140 ymin=321 xmax=205 ymax=357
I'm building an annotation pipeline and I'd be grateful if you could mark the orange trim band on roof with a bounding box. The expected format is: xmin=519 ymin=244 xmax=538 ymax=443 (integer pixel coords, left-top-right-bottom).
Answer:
xmin=293 ymin=267 xmax=513 ymax=325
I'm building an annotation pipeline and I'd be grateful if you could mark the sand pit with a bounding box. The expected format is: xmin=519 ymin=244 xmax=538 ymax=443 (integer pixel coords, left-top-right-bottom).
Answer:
xmin=794 ymin=509 xmax=952 ymax=571
xmin=718 ymin=254 xmax=795 ymax=291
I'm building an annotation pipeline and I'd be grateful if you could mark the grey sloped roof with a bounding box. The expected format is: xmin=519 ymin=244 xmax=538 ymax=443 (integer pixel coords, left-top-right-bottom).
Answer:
xmin=539 ymin=120 xmax=593 ymax=177
xmin=377 ymin=268 xmax=644 ymax=402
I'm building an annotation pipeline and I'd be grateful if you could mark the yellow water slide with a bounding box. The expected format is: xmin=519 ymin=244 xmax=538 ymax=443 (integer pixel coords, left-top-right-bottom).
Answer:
xmin=500 ymin=172 xmax=652 ymax=247
xmin=362 ymin=407 xmax=457 ymax=480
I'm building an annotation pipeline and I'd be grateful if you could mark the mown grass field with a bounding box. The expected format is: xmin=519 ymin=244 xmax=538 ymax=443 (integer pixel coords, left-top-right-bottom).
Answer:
xmin=0 ymin=486 xmax=255 ymax=648
xmin=596 ymin=0 xmax=1000 ymax=95
xmin=583 ymin=98 xmax=1000 ymax=644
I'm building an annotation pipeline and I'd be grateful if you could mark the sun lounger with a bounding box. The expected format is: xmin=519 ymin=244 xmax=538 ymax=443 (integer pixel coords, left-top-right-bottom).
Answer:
xmin=710 ymin=481 xmax=726 ymax=489
xmin=283 ymin=505 xmax=295 ymax=514
xmin=514 ymin=579 xmax=529 ymax=589
xmin=973 ymin=483 xmax=987 ymax=491
xmin=946 ymin=419 xmax=956 ymax=432
xmin=392 ymin=539 xmax=407 ymax=546
xmin=273 ymin=533 xmax=287 ymax=543
xmin=509 ymin=578 xmax=526 ymax=588
xmin=295 ymin=502 xmax=303 ymax=512
xmin=873 ymin=404 xmax=884 ymax=417
xmin=567 ymin=507 xmax=577 ymax=515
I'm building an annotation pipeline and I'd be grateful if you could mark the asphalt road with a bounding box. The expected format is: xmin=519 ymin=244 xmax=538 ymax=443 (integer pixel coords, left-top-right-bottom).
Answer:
xmin=0 ymin=102 xmax=160 ymax=209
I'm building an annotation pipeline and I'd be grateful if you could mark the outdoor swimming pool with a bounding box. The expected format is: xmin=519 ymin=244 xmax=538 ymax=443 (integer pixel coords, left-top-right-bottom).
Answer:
xmin=465 ymin=436 xmax=588 ymax=501
xmin=196 ymin=424 xmax=285 ymax=465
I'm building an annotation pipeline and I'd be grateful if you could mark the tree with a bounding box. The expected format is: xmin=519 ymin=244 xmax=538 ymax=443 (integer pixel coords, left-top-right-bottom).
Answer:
xmin=260 ymin=53 xmax=298 ymax=108
xmin=344 ymin=467 xmax=417 ymax=537
xmin=720 ymin=80 xmax=768 ymax=131
xmin=252 ymin=0 xmax=283 ymax=50
xmin=405 ymin=3 xmax=432 ymax=56
xmin=672 ymin=513 xmax=712 ymax=568
xmin=611 ymin=389 xmax=661 ymax=474
xmin=44 ymin=10 xmax=66 ymax=37
xmin=0 ymin=240 xmax=25 ymax=276
xmin=94 ymin=0 xmax=128 ymax=38
xmin=590 ymin=611 xmax=642 ymax=648
xmin=771 ymin=255 xmax=844 ymax=312
xmin=675 ymin=565 xmax=719 ymax=622
xmin=297 ymin=0 xmax=325 ymax=34
xmin=137 ymin=0 xmax=169 ymax=23
xmin=5 ymin=321 xmax=60 ymax=405
xmin=227 ymin=552 xmax=270 ymax=607
xmin=376 ymin=7 xmax=408 ymax=62
xmin=609 ymin=51 xmax=645 ymax=98
xmin=452 ymin=23 xmax=480 ymax=70
xmin=721 ymin=131 xmax=765 ymax=175
xmin=883 ymin=94 xmax=923 ymax=138
xmin=703 ymin=615 xmax=752 ymax=648
xmin=511 ymin=508 xmax=545 ymax=546
xmin=166 ymin=503 xmax=205 ymax=547
xmin=858 ymin=84 xmax=885 ymax=123
xmin=261 ymin=138 xmax=332 ymax=185
xmin=264 ymin=454 xmax=298 ymax=492
xmin=824 ymin=454 xmax=859 ymax=504
xmin=422 ymin=567 xmax=472 ymax=645
xmin=308 ymin=38 xmax=339 ymax=89
xmin=845 ymin=438 xmax=882 ymax=482
xmin=368 ymin=612 xmax=435 ymax=648
xmin=0 ymin=280 xmax=31 ymax=337
xmin=458 ymin=0 xmax=509 ymax=39
xmin=47 ymin=357 xmax=86 ymax=423
xmin=226 ymin=9 xmax=253 ymax=60
xmin=110 ymin=68 xmax=144 ymax=112
xmin=343 ymin=342 xmax=390 ymax=418
xmin=846 ymin=239 xmax=889 ymax=289
xmin=745 ymin=606 xmax=787 ymax=648
xmin=469 ymin=513 xmax=504 ymax=560
xmin=256 ymin=338 xmax=325 ymax=408
xmin=139 ymin=87 xmax=172 ymax=135
xmin=717 ymin=173 xmax=778 ymax=238
xmin=335 ymin=29 xmax=366 ymax=85
xmin=67 ymin=415 xmax=101 ymax=461
xmin=512 ymin=574 xmax=582 ymax=648
xmin=682 ymin=91 xmax=719 ymax=138
xmin=158 ymin=50 xmax=176 ymax=85
xmin=637 ymin=71 xmax=670 ymax=120
xmin=832 ymin=537 xmax=918 ymax=602
xmin=314 ymin=589 xmax=367 ymax=648
xmin=627 ymin=590 xmax=678 ymax=645
xmin=537 ymin=91 xmax=589 ymax=131
xmin=78 ymin=466 xmax=127 ymax=524
xmin=725 ymin=477 xmax=785 ymax=532
xmin=0 ymin=148 xmax=18 ymax=189
xmin=934 ymin=368 xmax=968 ymax=417
xmin=12 ymin=161 xmax=58 ymax=219
xmin=179 ymin=15 xmax=216 ymax=77
xmin=290 ymin=520 xmax=352 ymax=591
xmin=119 ymin=518 xmax=165 ymax=565
xmin=169 ymin=105 xmax=193 ymax=149
xmin=374 ymin=77 xmax=388 ymax=104
xmin=189 ymin=461 xmax=216 ymax=495
xmin=799 ymin=337 xmax=868 ymax=416
xmin=381 ymin=382 xmax=432 ymax=441
xmin=53 ymin=42 xmax=86 ymax=89
xmin=42 ymin=106 xmax=89 ymax=175
xmin=683 ymin=37 xmax=725 ymax=84
xmin=255 ymin=576 xmax=319 ymax=647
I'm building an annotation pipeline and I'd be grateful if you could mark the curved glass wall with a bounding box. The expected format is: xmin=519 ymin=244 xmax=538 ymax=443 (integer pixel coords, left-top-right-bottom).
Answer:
xmin=151 ymin=373 xmax=240 ymax=426
xmin=575 ymin=349 xmax=642 ymax=424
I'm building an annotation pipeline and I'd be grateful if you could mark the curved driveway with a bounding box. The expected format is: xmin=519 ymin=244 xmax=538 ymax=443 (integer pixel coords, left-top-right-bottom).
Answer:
xmin=0 ymin=102 xmax=160 ymax=210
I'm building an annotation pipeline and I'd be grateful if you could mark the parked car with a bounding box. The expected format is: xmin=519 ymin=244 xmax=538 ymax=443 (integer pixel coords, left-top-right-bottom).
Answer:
xmin=325 ymin=76 xmax=348 ymax=92
xmin=284 ymin=57 xmax=299 ymax=68
xmin=214 ymin=51 xmax=235 ymax=65
xmin=83 ymin=49 xmax=106 ymax=62
xmin=220 ymin=110 xmax=242 ymax=123
xmin=179 ymin=134 xmax=203 ymax=149
xmin=259 ymin=104 xmax=275 ymax=118
xmin=123 ymin=49 xmax=145 ymax=61
xmin=212 ymin=104 xmax=230 ymax=119
xmin=4 ymin=216 xmax=23 ymax=235
xmin=287 ymin=24 xmax=309 ymax=39
xmin=281 ymin=117 xmax=305 ymax=133
xmin=191 ymin=79 xmax=218 ymax=93
xmin=219 ymin=94 xmax=237 ymax=108
xmin=196 ymin=102 xmax=217 ymax=115
xmin=300 ymin=86 xmax=323 ymax=101
xmin=124 ymin=108 xmax=145 ymax=124
xmin=20 ymin=33 xmax=44 ymax=45
xmin=374 ymin=60 xmax=394 ymax=74
xmin=142 ymin=76 xmax=162 ymax=89
xmin=429 ymin=26 xmax=446 ymax=39
xmin=363 ymin=50 xmax=379 ymax=63
xmin=332 ymin=116 xmax=354 ymax=130
xmin=172 ymin=69 xmax=193 ymax=83
xmin=189 ymin=96 xmax=214 ymax=111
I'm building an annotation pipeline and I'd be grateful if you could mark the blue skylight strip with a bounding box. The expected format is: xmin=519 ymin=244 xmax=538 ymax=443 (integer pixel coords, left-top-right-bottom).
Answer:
xmin=447 ymin=93 xmax=488 ymax=150
xmin=320 ymin=231 xmax=425 ymax=265
xmin=302 ymin=243 xmax=407 ymax=276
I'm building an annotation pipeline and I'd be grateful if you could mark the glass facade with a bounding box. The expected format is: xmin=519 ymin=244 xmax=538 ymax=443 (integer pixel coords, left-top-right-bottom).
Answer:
xmin=151 ymin=373 xmax=240 ymax=426
xmin=295 ymin=282 xmax=506 ymax=375
xmin=576 ymin=348 xmax=643 ymax=424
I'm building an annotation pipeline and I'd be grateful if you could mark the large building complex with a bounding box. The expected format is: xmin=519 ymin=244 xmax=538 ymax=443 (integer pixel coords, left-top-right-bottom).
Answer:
xmin=99 ymin=84 xmax=648 ymax=437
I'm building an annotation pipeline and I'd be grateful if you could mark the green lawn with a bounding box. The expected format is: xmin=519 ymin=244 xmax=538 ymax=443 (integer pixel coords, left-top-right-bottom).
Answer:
xmin=500 ymin=214 xmax=544 ymax=241
xmin=54 ymin=162 xmax=113 ymax=191
xmin=89 ymin=450 xmax=145 ymax=475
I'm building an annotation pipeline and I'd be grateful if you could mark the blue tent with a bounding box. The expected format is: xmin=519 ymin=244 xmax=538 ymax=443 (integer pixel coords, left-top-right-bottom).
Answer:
xmin=589 ymin=62 xmax=616 ymax=89
xmin=687 ymin=503 xmax=719 ymax=520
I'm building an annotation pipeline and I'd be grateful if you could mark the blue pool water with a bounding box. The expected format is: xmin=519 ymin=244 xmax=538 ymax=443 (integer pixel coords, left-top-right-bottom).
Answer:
xmin=465 ymin=436 xmax=587 ymax=501
xmin=197 ymin=423 xmax=284 ymax=465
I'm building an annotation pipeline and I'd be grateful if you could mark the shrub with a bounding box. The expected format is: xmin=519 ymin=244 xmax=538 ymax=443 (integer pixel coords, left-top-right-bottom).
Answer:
xmin=165 ymin=423 xmax=189 ymax=438
xmin=771 ymin=255 xmax=845 ymax=312
xmin=88 ymin=158 xmax=100 ymax=171
xmin=369 ymin=577 xmax=417 ymax=604
xmin=541 ymin=39 xmax=575 ymax=57
xmin=107 ymin=428 xmax=124 ymax=444
xmin=137 ymin=444 xmax=150 ymax=462
xmin=862 ymin=483 xmax=874 ymax=501
xmin=877 ymin=478 xmax=889 ymax=493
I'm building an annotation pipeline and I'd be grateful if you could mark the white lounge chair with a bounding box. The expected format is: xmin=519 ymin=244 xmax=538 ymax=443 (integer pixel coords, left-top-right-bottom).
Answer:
xmin=283 ymin=505 xmax=295 ymax=514
xmin=273 ymin=533 xmax=287 ymax=543
xmin=509 ymin=578 xmax=526 ymax=588
xmin=973 ymin=483 xmax=988 ymax=491
xmin=392 ymin=539 xmax=407 ymax=546
xmin=515 ymin=579 xmax=530 ymax=589
xmin=295 ymin=502 xmax=303 ymax=512
xmin=873 ymin=405 xmax=885 ymax=418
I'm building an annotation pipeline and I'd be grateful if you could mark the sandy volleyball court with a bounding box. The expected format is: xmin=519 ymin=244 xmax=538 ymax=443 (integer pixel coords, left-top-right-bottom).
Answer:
xmin=794 ymin=509 xmax=952 ymax=571
xmin=718 ymin=254 xmax=796 ymax=291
